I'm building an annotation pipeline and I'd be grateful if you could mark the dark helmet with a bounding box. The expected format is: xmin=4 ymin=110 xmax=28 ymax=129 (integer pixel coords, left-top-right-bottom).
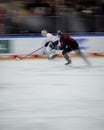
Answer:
xmin=57 ymin=30 xmax=63 ymax=36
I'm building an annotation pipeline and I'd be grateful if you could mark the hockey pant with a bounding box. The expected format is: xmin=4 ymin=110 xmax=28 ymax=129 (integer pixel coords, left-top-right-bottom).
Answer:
xmin=49 ymin=40 xmax=59 ymax=49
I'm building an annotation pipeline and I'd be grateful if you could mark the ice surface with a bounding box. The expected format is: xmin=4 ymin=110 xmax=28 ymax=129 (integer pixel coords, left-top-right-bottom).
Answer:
xmin=0 ymin=58 xmax=104 ymax=130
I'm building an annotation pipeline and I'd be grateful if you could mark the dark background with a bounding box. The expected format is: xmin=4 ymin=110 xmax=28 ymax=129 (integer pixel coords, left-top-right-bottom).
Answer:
xmin=0 ymin=0 xmax=104 ymax=35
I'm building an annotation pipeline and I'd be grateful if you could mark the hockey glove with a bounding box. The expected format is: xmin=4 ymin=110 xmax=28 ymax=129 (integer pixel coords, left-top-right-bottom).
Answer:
xmin=44 ymin=42 xmax=50 ymax=47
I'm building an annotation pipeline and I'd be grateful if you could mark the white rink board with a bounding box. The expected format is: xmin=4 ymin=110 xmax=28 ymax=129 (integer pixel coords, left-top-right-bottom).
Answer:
xmin=0 ymin=34 xmax=104 ymax=55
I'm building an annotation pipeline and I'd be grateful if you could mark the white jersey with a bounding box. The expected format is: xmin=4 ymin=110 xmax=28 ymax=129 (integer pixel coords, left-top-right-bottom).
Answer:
xmin=46 ymin=33 xmax=55 ymax=42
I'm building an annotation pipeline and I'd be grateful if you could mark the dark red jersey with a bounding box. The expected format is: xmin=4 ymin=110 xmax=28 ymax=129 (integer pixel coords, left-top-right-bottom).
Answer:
xmin=59 ymin=35 xmax=78 ymax=50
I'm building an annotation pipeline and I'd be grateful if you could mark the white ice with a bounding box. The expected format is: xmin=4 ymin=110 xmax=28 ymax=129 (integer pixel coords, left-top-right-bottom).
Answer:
xmin=0 ymin=58 xmax=104 ymax=130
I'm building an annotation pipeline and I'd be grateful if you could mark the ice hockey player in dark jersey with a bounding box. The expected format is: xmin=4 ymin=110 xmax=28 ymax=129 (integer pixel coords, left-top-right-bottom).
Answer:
xmin=57 ymin=30 xmax=91 ymax=65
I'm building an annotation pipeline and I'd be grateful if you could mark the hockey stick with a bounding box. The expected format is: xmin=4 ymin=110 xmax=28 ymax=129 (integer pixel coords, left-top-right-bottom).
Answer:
xmin=16 ymin=46 xmax=44 ymax=60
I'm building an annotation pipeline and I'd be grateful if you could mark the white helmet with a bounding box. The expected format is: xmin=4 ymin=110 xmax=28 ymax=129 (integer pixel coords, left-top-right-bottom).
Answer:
xmin=41 ymin=29 xmax=47 ymax=35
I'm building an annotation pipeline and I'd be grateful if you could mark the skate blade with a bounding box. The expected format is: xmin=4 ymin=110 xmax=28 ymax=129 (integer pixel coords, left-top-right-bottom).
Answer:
xmin=65 ymin=61 xmax=71 ymax=65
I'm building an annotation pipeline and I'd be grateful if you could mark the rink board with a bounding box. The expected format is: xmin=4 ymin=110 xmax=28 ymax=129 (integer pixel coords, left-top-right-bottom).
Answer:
xmin=0 ymin=34 xmax=104 ymax=60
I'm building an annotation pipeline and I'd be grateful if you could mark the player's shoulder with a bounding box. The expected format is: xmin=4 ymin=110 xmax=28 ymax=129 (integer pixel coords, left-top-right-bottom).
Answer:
xmin=63 ymin=34 xmax=69 ymax=38
xmin=47 ymin=33 xmax=53 ymax=37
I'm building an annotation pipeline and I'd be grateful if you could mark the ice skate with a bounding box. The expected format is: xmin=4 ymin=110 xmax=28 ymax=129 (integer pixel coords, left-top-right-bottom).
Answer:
xmin=65 ymin=59 xmax=71 ymax=65
xmin=48 ymin=55 xmax=56 ymax=60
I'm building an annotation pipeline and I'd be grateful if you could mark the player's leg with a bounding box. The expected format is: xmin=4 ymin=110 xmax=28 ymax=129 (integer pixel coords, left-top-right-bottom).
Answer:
xmin=47 ymin=41 xmax=59 ymax=59
xmin=46 ymin=45 xmax=56 ymax=59
xmin=49 ymin=49 xmax=56 ymax=59
xmin=72 ymin=41 xmax=91 ymax=66
xmin=75 ymin=48 xmax=91 ymax=66
xmin=62 ymin=48 xmax=71 ymax=65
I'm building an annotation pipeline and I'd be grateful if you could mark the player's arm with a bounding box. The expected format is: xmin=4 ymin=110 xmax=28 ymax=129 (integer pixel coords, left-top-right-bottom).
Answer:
xmin=44 ymin=41 xmax=51 ymax=47
xmin=59 ymin=41 xmax=65 ymax=50
xmin=49 ymin=40 xmax=59 ymax=49
xmin=53 ymin=40 xmax=65 ymax=50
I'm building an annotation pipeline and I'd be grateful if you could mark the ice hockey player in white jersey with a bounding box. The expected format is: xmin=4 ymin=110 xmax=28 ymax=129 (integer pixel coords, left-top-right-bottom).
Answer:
xmin=41 ymin=29 xmax=59 ymax=59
